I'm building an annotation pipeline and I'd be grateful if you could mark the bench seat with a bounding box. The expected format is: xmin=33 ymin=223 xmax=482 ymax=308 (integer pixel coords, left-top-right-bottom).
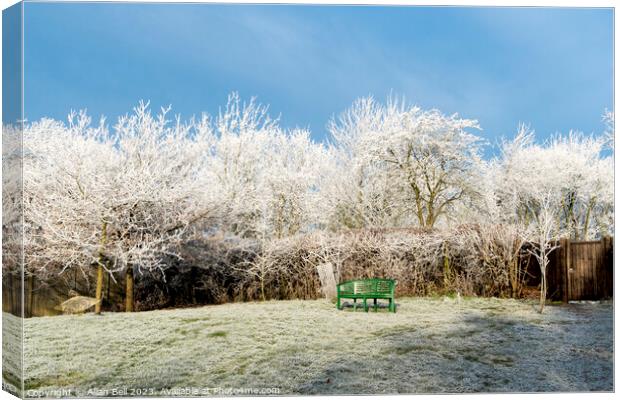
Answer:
xmin=336 ymin=278 xmax=397 ymax=313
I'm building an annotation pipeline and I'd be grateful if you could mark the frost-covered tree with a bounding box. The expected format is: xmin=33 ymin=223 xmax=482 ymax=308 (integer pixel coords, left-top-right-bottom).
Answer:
xmin=327 ymin=96 xmax=484 ymax=229
xmin=24 ymin=105 xmax=217 ymax=312
xmin=525 ymin=189 xmax=562 ymax=313
xmin=207 ymin=93 xmax=328 ymax=239
xmin=603 ymin=109 xmax=614 ymax=150
xmin=23 ymin=116 xmax=113 ymax=299
xmin=256 ymin=129 xmax=329 ymax=238
xmin=2 ymin=123 xmax=26 ymax=314
xmin=492 ymin=124 xmax=613 ymax=240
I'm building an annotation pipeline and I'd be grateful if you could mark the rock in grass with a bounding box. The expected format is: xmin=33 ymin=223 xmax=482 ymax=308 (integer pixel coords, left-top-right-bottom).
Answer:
xmin=55 ymin=296 xmax=100 ymax=314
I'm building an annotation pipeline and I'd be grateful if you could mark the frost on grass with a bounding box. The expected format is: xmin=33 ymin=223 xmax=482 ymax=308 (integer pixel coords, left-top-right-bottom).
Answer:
xmin=17 ymin=298 xmax=612 ymax=396
xmin=3 ymin=312 xmax=23 ymax=396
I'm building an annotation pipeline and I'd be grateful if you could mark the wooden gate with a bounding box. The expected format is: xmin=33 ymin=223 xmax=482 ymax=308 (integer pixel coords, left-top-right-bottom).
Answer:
xmin=566 ymin=238 xmax=613 ymax=300
xmin=536 ymin=237 xmax=613 ymax=302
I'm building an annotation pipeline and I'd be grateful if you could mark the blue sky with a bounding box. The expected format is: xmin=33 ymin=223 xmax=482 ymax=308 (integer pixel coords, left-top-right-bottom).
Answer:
xmin=22 ymin=3 xmax=613 ymax=153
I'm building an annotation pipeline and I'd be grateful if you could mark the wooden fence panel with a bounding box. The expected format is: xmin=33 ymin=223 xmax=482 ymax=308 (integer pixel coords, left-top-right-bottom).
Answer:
xmin=570 ymin=241 xmax=595 ymax=299
xmin=600 ymin=236 xmax=614 ymax=299
xmin=525 ymin=237 xmax=613 ymax=302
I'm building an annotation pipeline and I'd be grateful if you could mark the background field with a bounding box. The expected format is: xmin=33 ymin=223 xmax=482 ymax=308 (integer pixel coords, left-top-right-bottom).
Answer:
xmin=5 ymin=297 xmax=613 ymax=396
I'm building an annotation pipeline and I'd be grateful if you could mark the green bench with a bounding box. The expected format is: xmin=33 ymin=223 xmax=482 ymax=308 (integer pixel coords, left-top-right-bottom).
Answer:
xmin=336 ymin=278 xmax=397 ymax=313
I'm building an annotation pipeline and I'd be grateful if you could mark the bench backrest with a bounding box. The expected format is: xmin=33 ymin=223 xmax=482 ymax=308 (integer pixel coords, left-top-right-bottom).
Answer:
xmin=337 ymin=278 xmax=396 ymax=295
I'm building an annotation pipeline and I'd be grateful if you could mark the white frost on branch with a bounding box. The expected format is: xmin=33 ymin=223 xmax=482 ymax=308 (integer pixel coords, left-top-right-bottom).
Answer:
xmin=325 ymin=95 xmax=484 ymax=229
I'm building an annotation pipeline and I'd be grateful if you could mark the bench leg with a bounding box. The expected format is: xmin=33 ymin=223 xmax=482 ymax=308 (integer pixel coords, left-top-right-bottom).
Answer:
xmin=337 ymin=297 xmax=341 ymax=310
xmin=373 ymin=298 xmax=378 ymax=312
xmin=353 ymin=298 xmax=357 ymax=312
xmin=363 ymin=298 xmax=368 ymax=312
xmin=389 ymin=298 xmax=394 ymax=313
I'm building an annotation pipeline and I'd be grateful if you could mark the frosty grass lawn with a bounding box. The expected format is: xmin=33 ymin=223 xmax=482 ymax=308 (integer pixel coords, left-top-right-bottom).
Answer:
xmin=6 ymin=297 xmax=613 ymax=395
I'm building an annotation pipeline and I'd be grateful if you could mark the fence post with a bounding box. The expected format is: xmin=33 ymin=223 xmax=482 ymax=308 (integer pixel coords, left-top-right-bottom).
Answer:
xmin=560 ymin=238 xmax=570 ymax=303
xmin=316 ymin=263 xmax=337 ymax=301
xmin=603 ymin=236 xmax=613 ymax=298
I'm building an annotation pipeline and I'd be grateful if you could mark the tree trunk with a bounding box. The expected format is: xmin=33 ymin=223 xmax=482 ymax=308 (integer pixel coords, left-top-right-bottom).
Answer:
xmin=509 ymin=258 xmax=518 ymax=298
xmin=27 ymin=274 xmax=35 ymax=318
xmin=442 ymin=244 xmax=451 ymax=288
xmin=582 ymin=198 xmax=595 ymax=240
xmin=7 ymin=272 xmax=14 ymax=315
xmin=539 ymin=271 xmax=547 ymax=314
xmin=539 ymin=248 xmax=548 ymax=314
xmin=95 ymin=221 xmax=107 ymax=315
xmin=95 ymin=264 xmax=104 ymax=314
xmin=106 ymin=265 xmax=111 ymax=304
xmin=125 ymin=265 xmax=134 ymax=312
xmin=260 ymin=276 xmax=266 ymax=302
